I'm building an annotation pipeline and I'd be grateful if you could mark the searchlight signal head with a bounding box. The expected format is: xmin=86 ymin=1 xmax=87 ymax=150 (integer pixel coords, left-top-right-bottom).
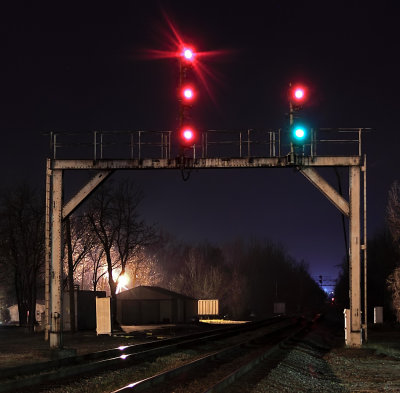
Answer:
xmin=181 ymin=85 xmax=195 ymax=101
xmin=180 ymin=126 xmax=196 ymax=147
xmin=182 ymin=46 xmax=195 ymax=62
xmin=291 ymin=123 xmax=308 ymax=146
xmin=290 ymin=84 xmax=307 ymax=104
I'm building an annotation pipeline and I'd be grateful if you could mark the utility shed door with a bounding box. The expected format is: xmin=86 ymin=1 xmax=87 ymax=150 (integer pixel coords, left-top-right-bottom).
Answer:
xmin=142 ymin=300 xmax=159 ymax=324
xmin=96 ymin=297 xmax=111 ymax=335
xmin=160 ymin=300 xmax=172 ymax=323
xmin=121 ymin=300 xmax=141 ymax=325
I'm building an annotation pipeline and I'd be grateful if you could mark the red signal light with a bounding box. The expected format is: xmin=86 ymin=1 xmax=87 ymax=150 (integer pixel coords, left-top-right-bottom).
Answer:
xmin=182 ymin=46 xmax=195 ymax=62
xmin=291 ymin=85 xmax=307 ymax=103
xmin=183 ymin=88 xmax=193 ymax=99
xmin=183 ymin=129 xmax=193 ymax=140
xmin=180 ymin=126 xmax=196 ymax=146
xmin=181 ymin=85 xmax=195 ymax=101
xmin=294 ymin=88 xmax=304 ymax=100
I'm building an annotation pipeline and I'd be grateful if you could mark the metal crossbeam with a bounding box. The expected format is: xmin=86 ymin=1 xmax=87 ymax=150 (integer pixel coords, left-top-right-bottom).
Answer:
xmin=51 ymin=156 xmax=361 ymax=170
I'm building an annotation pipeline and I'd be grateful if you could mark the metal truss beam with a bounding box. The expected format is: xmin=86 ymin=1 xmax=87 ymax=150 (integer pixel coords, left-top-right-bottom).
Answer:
xmin=62 ymin=170 xmax=113 ymax=219
xmin=300 ymin=167 xmax=349 ymax=217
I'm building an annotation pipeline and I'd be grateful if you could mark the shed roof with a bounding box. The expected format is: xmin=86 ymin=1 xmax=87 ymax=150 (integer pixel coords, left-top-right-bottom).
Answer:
xmin=116 ymin=286 xmax=196 ymax=301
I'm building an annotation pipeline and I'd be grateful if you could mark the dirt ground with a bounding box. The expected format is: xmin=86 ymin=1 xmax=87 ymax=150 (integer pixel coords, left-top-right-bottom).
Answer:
xmin=1 ymin=318 xmax=400 ymax=392
xmin=324 ymin=323 xmax=400 ymax=392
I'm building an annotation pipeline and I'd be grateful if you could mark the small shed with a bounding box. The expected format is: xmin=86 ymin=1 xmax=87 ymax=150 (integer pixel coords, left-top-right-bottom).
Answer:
xmin=63 ymin=290 xmax=106 ymax=331
xmin=116 ymin=286 xmax=197 ymax=325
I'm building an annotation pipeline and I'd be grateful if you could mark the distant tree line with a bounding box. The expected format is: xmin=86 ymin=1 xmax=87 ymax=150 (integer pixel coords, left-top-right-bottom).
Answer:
xmin=0 ymin=184 xmax=45 ymax=331
xmin=152 ymin=238 xmax=327 ymax=319
xmin=0 ymin=178 xmax=327 ymax=332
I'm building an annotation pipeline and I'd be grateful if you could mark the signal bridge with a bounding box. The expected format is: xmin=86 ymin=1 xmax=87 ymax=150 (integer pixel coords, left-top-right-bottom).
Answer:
xmin=45 ymin=127 xmax=368 ymax=349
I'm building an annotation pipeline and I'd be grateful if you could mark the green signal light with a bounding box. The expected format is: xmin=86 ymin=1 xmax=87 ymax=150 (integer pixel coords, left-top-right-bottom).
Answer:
xmin=294 ymin=127 xmax=305 ymax=139
xmin=291 ymin=125 xmax=308 ymax=145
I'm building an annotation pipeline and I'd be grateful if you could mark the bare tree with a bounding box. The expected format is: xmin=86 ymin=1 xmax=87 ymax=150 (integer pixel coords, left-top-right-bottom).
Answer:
xmin=85 ymin=179 xmax=157 ymax=325
xmin=85 ymin=185 xmax=118 ymax=300
xmin=0 ymin=184 xmax=44 ymax=331
xmin=113 ymin=182 xmax=158 ymax=287
xmin=126 ymin=249 xmax=164 ymax=287
xmin=86 ymin=243 xmax=107 ymax=292
xmin=224 ymin=266 xmax=247 ymax=319
xmin=64 ymin=214 xmax=94 ymax=332
xmin=386 ymin=181 xmax=400 ymax=320
xmin=172 ymin=248 xmax=227 ymax=300
xmin=387 ymin=267 xmax=400 ymax=322
xmin=387 ymin=181 xmax=400 ymax=247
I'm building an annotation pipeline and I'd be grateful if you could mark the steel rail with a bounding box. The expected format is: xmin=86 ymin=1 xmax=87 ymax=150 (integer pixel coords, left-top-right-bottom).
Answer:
xmin=112 ymin=318 xmax=305 ymax=392
xmin=202 ymin=322 xmax=311 ymax=392
xmin=0 ymin=317 xmax=286 ymax=393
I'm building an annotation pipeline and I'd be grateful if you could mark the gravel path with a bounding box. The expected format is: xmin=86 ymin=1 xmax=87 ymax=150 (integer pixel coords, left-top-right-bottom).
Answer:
xmin=227 ymin=319 xmax=400 ymax=393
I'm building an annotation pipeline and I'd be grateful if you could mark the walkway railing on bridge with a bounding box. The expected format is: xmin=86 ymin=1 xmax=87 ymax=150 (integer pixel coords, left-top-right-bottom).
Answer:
xmin=47 ymin=128 xmax=369 ymax=161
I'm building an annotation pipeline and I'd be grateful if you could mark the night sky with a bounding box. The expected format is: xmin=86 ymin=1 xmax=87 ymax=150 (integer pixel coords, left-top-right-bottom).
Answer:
xmin=1 ymin=2 xmax=399 ymax=282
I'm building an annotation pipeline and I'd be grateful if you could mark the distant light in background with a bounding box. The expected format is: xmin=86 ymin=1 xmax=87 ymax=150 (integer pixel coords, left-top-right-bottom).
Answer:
xmin=116 ymin=273 xmax=130 ymax=294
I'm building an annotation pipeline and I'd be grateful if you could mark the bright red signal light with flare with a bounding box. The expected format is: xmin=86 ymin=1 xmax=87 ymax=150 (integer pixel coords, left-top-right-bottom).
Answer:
xmin=181 ymin=85 xmax=195 ymax=101
xmin=182 ymin=47 xmax=195 ymax=61
xmin=291 ymin=85 xmax=307 ymax=103
xmin=180 ymin=126 xmax=196 ymax=146
xmin=183 ymin=88 xmax=193 ymax=99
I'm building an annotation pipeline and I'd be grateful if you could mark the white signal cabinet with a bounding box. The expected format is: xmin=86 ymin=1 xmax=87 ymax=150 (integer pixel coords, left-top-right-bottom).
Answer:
xmin=96 ymin=297 xmax=112 ymax=336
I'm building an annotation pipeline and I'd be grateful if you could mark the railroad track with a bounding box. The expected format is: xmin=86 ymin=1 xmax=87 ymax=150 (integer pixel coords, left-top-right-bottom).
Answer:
xmin=0 ymin=316 xmax=291 ymax=392
xmin=112 ymin=316 xmax=311 ymax=393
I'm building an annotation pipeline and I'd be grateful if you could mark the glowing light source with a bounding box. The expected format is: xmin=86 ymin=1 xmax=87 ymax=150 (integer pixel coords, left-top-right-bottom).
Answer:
xmin=183 ymin=87 xmax=193 ymax=99
xmin=295 ymin=127 xmax=305 ymax=138
xmin=291 ymin=85 xmax=307 ymax=102
xmin=183 ymin=47 xmax=194 ymax=60
xmin=291 ymin=124 xmax=308 ymax=146
xmin=294 ymin=88 xmax=304 ymax=100
xmin=116 ymin=274 xmax=130 ymax=294
xmin=183 ymin=128 xmax=194 ymax=141
xmin=180 ymin=126 xmax=196 ymax=147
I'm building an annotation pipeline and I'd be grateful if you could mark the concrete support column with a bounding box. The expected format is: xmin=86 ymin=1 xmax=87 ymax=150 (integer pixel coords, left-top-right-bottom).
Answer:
xmin=348 ymin=165 xmax=362 ymax=347
xmin=44 ymin=159 xmax=52 ymax=341
xmin=50 ymin=169 xmax=63 ymax=349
